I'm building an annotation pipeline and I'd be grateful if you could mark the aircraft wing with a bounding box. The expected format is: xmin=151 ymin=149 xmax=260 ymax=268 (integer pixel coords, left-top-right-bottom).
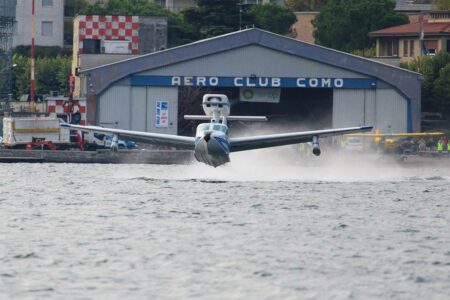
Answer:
xmin=60 ymin=124 xmax=196 ymax=150
xmin=229 ymin=126 xmax=373 ymax=152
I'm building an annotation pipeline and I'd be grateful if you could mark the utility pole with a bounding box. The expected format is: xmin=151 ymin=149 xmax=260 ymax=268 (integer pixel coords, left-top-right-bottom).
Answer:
xmin=238 ymin=2 xmax=242 ymax=30
xmin=30 ymin=0 xmax=36 ymax=113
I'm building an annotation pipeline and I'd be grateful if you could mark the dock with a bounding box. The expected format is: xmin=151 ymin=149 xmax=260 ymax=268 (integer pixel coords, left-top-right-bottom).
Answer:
xmin=0 ymin=148 xmax=194 ymax=164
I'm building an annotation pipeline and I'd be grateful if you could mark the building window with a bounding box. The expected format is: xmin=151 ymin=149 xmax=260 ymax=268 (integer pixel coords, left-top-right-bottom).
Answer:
xmin=403 ymin=40 xmax=416 ymax=57
xmin=42 ymin=21 xmax=53 ymax=36
xmin=381 ymin=39 xmax=398 ymax=57
xmin=83 ymin=39 xmax=101 ymax=54
xmin=423 ymin=40 xmax=438 ymax=55
xmin=42 ymin=0 xmax=53 ymax=7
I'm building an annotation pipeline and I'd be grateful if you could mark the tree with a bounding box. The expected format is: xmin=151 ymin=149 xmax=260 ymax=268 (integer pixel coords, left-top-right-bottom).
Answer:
xmin=184 ymin=0 xmax=296 ymax=39
xmin=13 ymin=46 xmax=63 ymax=58
xmin=80 ymin=0 xmax=199 ymax=47
xmin=285 ymin=0 xmax=329 ymax=11
xmin=247 ymin=3 xmax=297 ymax=35
xmin=183 ymin=0 xmax=241 ymax=39
xmin=401 ymin=51 xmax=450 ymax=114
xmin=435 ymin=0 xmax=450 ymax=10
xmin=313 ymin=0 xmax=409 ymax=52
xmin=434 ymin=64 xmax=450 ymax=113
xmin=64 ymin=0 xmax=88 ymax=17
xmin=11 ymin=55 xmax=72 ymax=98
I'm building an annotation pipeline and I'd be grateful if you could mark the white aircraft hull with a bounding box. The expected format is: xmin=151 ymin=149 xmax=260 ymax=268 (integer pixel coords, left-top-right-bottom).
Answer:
xmin=194 ymin=133 xmax=230 ymax=167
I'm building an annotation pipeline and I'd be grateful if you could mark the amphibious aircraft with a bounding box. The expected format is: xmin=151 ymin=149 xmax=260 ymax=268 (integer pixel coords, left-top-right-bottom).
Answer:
xmin=61 ymin=94 xmax=373 ymax=167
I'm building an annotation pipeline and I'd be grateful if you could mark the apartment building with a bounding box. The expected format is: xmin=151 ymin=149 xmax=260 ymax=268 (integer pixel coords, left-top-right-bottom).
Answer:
xmin=370 ymin=12 xmax=450 ymax=63
xmin=13 ymin=0 xmax=64 ymax=47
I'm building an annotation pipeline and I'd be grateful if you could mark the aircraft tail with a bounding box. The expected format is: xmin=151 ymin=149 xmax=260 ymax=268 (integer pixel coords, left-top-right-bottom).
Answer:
xmin=184 ymin=115 xmax=267 ymax=122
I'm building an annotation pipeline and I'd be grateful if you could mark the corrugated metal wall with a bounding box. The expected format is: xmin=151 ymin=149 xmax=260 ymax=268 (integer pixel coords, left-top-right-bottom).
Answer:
xmin=333 ymin=90 xmax=365 ymax=128
xmin=333 ymin=89 xmax=407 ymax=132
xmin=131 ymin=87 xmax=146 ymax=131
xmin=375 ymin=89 xmax=407 ymax=133
xmin=99 ymin=85 xmax=178 ymax=134
xmin=146 ymin=87 xmax=178 ymax=135
xmin=99 ymin=86 xmax=131 ymax=129
xmin=138 ymin=45 xmax=367 ymax=78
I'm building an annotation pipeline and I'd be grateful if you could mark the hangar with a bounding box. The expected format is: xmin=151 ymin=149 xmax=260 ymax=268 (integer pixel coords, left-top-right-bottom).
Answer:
xmin=78 ymin=28 xmax=422 ymax=136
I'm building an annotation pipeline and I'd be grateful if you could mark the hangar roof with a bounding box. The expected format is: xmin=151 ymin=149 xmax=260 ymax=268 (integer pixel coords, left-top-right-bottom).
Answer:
xmin=82 ymin=28 xmax=421 ymax=101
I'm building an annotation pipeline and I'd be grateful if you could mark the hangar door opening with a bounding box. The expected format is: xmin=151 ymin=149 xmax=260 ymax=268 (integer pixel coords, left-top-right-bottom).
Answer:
xmin=178 ymin=87 xmax=333 ymax=136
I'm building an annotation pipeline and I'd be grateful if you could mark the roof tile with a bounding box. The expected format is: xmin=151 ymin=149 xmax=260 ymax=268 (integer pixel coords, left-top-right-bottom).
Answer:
xmin=370 ymin=20 xmax=450 ymax=36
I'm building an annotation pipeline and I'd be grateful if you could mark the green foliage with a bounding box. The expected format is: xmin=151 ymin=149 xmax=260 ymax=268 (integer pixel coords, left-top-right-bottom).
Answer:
xmin=435 ymin=0 xmax=450 ymax=10
xmin=11 ymin=55 xmax=72 ymax=99
xmin=285 ymin=0 xmax=329 ymax=11
xmin=401 ymin=52 xmax=450 ymax=115
xmin=80 ymin=0 xmax=199 ymax=47
xmin=247 ymin=3 xmax=297 ymax=35
xmin=313 ymin=0 xmax=409 ymax=52
xmin=65 ymin=0 xmax=88 ymax=17
xmin=434 ymin=64 xmax=450 ymax=113
xmin=183 ymin=0 xmax=295 ymax=39
xmin=351 ymin=47 xmax=376 ymax=58
xmin=183 ymin=0 xmax=241 ymax=38
xmin=13 ymin=46 xmax=63 ymax=58
xmin=0 ymin=59 xmax=13 ymax=99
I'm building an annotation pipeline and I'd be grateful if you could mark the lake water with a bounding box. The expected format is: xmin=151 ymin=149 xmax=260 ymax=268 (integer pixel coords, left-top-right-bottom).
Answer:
xmin=0 ymin=151 xmax=449 ymax=299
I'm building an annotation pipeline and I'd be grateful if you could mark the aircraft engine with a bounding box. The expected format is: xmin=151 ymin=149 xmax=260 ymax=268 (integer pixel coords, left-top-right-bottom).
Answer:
xmin=312 ymin=136 xmax=321 ymax=156
xmin=202 ymin=94 xmax=230 ymax=118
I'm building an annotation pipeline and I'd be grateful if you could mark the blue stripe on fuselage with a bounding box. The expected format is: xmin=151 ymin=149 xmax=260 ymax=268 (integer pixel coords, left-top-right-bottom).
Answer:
xmin=213 ymin=136 xmax=229 ymax=153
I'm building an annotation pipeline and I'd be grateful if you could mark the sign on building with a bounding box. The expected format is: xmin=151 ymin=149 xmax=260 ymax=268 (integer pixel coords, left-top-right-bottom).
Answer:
xmin=155 ymin=101 xmax=169 ymax=128
xmin=239 ymin=87 xmax=280 ymax=103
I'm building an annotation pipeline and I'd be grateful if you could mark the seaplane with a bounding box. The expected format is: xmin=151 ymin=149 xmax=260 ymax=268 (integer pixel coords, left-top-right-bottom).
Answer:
xmin=61 ymin=94 xmax=373 ymax=167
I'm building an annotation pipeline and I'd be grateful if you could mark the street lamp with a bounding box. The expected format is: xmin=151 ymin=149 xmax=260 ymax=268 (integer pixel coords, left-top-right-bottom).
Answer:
xmin=238 ymin=3 xmax=251 ymax=30
xmin=0 ymin=63 xmax=17 ymax=74
xmin=0 ymin=63 xmax=17 ymax=102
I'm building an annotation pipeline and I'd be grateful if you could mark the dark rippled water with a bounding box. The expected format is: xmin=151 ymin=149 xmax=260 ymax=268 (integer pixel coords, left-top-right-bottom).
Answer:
xmin=1 ymin=153 xmax=449 ymax=299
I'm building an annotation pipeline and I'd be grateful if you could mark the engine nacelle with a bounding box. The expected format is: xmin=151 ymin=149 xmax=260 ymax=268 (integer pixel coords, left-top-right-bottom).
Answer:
xmin=202 ymin=94 xmax=230 ymax=118
xmin=312 ymin=135 xmax=321 ymax=156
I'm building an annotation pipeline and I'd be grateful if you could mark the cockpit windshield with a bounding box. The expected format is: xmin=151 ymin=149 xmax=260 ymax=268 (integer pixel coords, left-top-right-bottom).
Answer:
xmin=196 ymin=124 xmax=210 ymax=136
xmin=196 ymin=123 xmax=228 ymax=136
xmin=212 ymin=124 xmax=227 ymax=133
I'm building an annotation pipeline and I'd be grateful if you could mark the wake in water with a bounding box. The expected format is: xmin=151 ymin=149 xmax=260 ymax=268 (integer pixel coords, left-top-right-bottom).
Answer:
xmin=119 ymin=147 xmax=447 ymax=183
